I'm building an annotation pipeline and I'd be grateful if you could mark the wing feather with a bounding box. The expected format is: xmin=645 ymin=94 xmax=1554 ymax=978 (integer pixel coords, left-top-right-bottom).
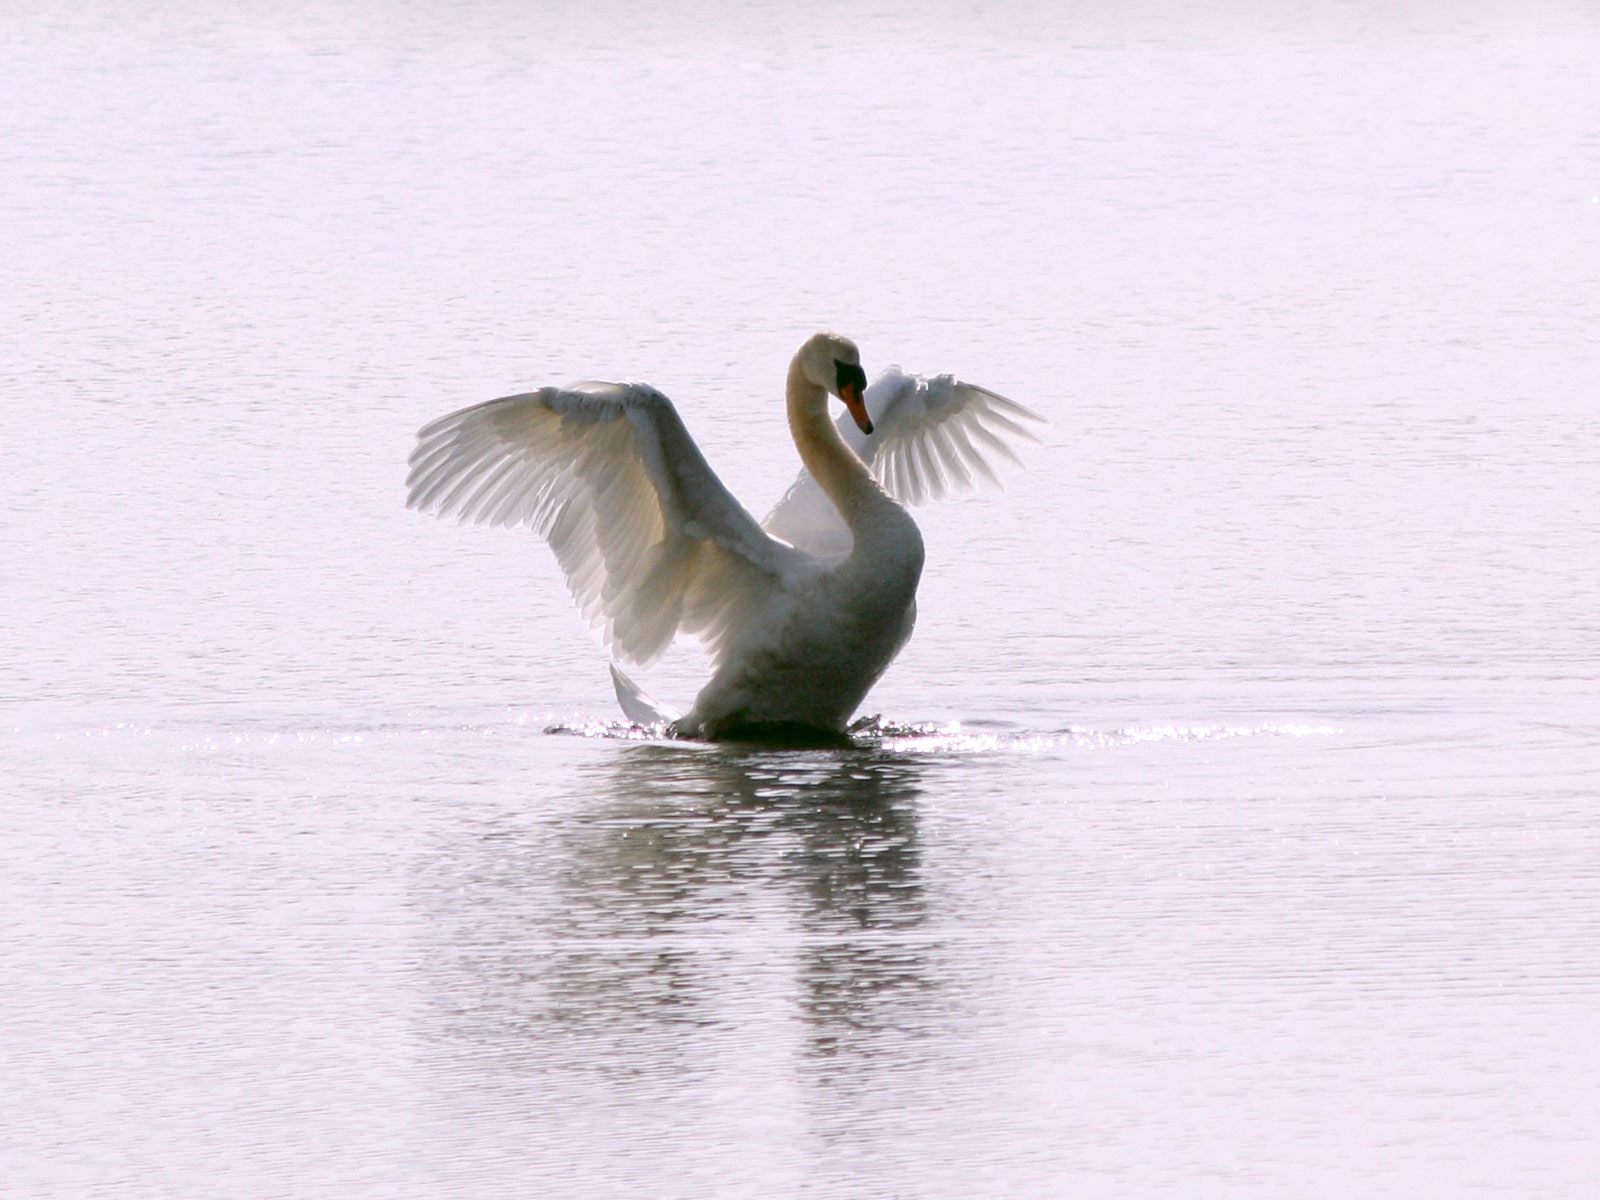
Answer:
xmin=762 ymin=365 xmax=1046 ymax=556
xmin=408 ymin=383 xmax=801 ymax=667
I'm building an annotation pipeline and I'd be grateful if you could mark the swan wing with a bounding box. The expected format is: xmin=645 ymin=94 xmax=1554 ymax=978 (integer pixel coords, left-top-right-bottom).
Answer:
xmin=763 ymin=367 xmax=1045 ymax=555
xmin=853 ymin=366 xmax=1047 ymax=504
xmin=407 ymin=382 xmax=803 ymax=667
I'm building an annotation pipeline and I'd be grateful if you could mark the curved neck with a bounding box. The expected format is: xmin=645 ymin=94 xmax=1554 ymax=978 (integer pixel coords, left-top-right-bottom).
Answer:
xmin=786 ymin=357 xmax=889 ymax=536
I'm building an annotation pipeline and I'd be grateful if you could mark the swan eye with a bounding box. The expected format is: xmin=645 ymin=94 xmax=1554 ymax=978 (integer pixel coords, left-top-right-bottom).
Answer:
xmin=834 ymin=361 xmax=867 ymax=396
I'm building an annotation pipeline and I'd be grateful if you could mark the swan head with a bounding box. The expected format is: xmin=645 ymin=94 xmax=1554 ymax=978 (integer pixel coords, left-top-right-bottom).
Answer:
xmin=797 ymin=331 xmax=872 ymax=435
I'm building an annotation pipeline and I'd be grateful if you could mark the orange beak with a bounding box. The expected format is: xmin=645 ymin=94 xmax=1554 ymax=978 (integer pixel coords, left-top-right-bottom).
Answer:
xmin=841 ymin=381 xmax=873 ymax=435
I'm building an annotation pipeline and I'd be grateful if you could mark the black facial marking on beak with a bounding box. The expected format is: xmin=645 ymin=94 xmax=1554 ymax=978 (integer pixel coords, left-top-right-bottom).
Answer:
xmin=835 ymin=360 xmax=873 ymax=435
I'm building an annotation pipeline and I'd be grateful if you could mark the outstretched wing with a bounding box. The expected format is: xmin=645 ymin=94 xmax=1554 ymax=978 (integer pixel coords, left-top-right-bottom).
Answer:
xmin=407 ymin=382 xmax=804 ymax=667
xmin=764 ymin=366 xmax=1045 ymax=556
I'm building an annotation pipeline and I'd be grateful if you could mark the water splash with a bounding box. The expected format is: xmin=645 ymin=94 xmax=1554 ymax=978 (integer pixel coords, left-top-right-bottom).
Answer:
xmin=541 ymin=715 xmax=1339 ymax=753
xmin=5 ymin=713 xmax=1339 ymax=760
xmin=857 ymin=718 xmax=1339 ymax=754
xmin=545 ymin=719 xmax=672 ymax=742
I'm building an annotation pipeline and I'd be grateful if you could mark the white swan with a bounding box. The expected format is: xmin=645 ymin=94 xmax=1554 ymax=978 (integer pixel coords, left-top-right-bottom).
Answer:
xmin=405 ymin=332 xmax=1043 ymax=741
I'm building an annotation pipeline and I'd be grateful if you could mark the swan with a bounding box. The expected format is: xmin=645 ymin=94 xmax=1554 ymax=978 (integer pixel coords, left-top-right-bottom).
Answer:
xmin=405 ymin=332 xmax=1043 ymax=741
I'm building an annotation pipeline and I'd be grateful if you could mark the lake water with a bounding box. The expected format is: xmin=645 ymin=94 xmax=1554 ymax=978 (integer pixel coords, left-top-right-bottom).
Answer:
xmin=5 ymin=1 xmax=1599 ymax=1195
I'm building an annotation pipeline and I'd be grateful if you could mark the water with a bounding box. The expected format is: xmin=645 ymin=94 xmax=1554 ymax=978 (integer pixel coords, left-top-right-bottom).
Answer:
xmin=5 ymin=1 xmax=1599 ymax=1195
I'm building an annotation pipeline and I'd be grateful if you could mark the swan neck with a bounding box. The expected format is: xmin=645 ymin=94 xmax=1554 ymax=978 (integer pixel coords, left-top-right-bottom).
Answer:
xmin=787 ymin=358 xmax=881 ymax=531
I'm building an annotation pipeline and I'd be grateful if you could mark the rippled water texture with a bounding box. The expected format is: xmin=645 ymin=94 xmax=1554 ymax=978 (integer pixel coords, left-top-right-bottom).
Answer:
xmin=5 ymin=1 xmax=1599 ymax=1196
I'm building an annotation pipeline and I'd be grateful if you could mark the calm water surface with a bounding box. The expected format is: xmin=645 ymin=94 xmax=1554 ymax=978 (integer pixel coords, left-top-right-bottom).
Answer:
xmin=5 ymin=2 xmax=1599 ymax=1196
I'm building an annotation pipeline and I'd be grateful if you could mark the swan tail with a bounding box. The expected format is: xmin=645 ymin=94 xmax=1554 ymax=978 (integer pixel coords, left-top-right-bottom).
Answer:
xmin=608 ymin=662 xmax=682 ymax=726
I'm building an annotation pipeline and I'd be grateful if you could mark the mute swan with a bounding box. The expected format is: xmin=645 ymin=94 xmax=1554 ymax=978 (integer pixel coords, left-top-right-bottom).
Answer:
xmin=406 ymin=332 xmax=1043 ymax=741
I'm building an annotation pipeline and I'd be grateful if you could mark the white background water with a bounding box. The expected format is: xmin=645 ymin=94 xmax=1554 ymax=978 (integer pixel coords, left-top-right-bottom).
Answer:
xmin=5 ymin=1 xmax=1599 ymax=1196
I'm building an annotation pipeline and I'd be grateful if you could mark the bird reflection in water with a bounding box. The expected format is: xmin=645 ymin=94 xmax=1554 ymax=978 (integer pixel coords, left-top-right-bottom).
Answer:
xmin=419 ymin=743 xmax=940 ymax=1082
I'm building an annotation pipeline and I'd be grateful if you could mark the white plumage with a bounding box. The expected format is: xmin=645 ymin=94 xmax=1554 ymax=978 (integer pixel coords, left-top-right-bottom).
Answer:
xmin=406 ymin=333 xmax=1043 ymax=741
xmin=408 ymin=380 xmax=794 ymax=670
xmin=763 ymin=366 xmax=1046 ymax=558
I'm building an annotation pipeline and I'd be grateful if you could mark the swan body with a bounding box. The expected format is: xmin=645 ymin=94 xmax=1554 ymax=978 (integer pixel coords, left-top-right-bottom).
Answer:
xmin=406 ymin=333 xmax=1043 ymax=740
